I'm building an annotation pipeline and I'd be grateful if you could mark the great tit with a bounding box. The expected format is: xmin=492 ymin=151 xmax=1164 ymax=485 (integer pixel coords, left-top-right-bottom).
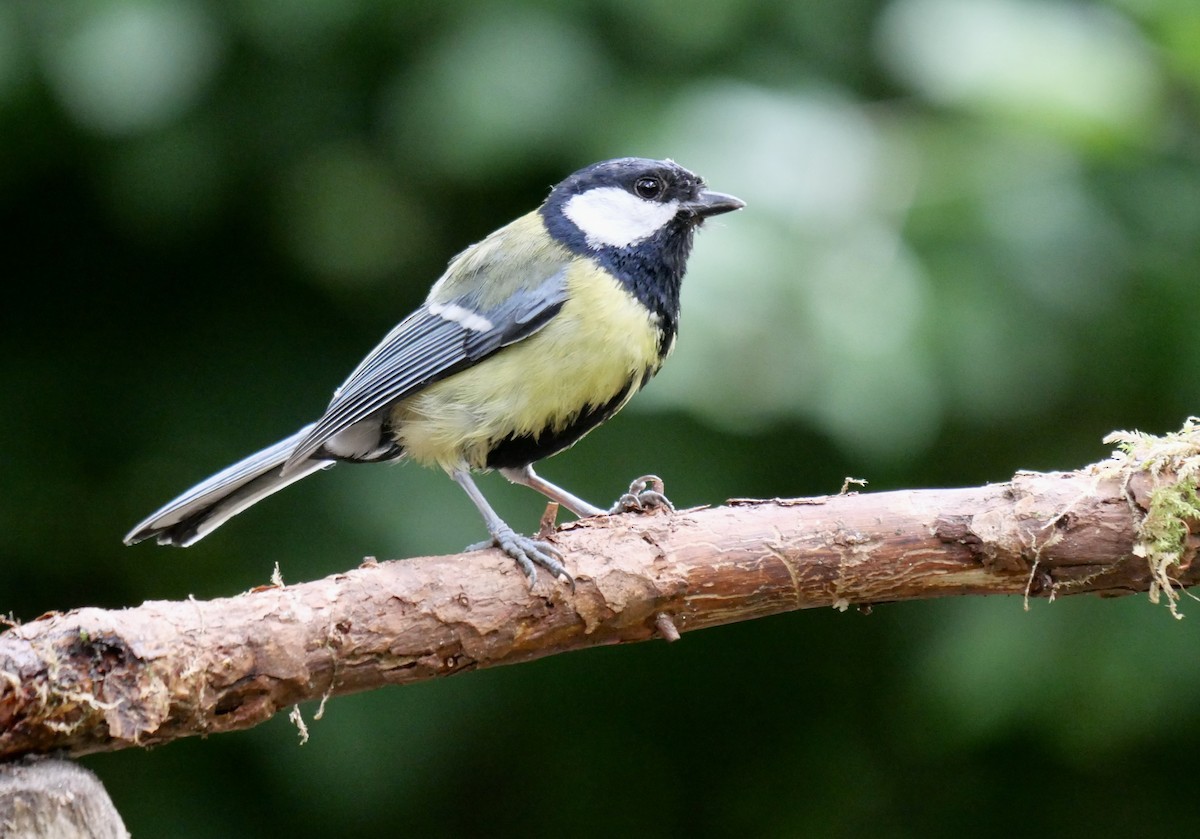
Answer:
xmin=125 ymin=157 xmax=744 ymax=585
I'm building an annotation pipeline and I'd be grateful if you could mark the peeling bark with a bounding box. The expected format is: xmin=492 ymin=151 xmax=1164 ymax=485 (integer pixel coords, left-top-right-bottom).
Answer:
xmin=0 ymin=466 xmax=1195 ymax=760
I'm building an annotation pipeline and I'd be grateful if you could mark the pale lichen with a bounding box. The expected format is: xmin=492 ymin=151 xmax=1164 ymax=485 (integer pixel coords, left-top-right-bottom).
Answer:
xmin=287 ymin=704 xmax=309 ymax=745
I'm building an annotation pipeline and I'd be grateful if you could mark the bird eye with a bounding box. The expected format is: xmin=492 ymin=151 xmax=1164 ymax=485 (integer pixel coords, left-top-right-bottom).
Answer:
xmin=634 ymin=176 xmax=663 ymax=200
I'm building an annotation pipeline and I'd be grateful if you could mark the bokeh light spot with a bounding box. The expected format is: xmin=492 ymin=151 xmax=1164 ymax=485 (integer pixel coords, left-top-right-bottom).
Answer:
xmin=40 ymin=0 xmax=222 ymax=136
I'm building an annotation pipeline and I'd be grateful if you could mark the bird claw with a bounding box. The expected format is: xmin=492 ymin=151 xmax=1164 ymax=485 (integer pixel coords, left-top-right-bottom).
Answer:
xmin=608 ymin=474 xmax=675 ymax=515
xmin=469 ymin=527 xmax=574 ymax=590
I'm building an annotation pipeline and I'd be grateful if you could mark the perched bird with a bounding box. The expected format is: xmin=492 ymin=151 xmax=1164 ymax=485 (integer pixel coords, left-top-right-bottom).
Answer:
xmin=125 ymin=157 xmax=744 ymax=585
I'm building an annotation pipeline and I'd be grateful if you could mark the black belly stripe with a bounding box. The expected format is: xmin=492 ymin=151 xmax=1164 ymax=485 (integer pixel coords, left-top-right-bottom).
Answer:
xmin=484 ymin=381 xmax=638 ymax=470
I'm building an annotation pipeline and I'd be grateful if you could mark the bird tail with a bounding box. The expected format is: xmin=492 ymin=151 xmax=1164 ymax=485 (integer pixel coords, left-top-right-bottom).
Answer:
xmin=124 ymin=423 xmax=334 ymax=547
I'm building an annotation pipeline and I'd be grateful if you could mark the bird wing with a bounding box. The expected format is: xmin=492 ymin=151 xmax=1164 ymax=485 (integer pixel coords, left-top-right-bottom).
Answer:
xmin=282 ymin=270 xmax=569 ymax=472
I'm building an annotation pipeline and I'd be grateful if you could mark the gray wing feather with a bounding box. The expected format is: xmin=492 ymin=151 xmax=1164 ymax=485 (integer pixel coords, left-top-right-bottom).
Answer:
xmin=283 ymin=271 xmax=569 ymax=472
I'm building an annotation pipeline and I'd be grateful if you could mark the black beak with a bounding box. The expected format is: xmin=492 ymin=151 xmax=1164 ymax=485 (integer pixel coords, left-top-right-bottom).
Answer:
xmin=682 ymin=189 xmax=746 ymax=218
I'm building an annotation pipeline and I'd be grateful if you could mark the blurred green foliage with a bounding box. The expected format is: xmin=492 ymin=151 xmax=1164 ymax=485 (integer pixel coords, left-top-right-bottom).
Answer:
xmin=3 ymin=0 xmax=1200 ymax=835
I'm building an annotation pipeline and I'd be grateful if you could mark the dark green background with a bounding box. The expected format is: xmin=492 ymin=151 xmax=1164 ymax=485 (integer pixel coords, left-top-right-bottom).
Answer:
xmin=3 ymin=1 xmax=1199 ymax=835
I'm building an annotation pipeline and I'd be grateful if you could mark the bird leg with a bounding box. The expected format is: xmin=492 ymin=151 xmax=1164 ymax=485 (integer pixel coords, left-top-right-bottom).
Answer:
xmin=499 ymin=465 xmax=605 ymax=518
xmin=453 ymin=469 xmax=573 ymax=588
xmin=501 ymin=465 xmax=674 ymax=518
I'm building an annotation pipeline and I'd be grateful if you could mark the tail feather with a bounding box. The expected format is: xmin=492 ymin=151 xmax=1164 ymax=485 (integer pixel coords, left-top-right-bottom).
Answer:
xmin=124 ymin=424 xmax=334 ymax=547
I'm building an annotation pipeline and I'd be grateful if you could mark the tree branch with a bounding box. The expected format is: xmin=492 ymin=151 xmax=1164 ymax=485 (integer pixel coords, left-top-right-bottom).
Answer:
xmin=0 ymin=758 xmax=128 ymax=838
xmin=3 ymin=430 xmax=1199 ymax=761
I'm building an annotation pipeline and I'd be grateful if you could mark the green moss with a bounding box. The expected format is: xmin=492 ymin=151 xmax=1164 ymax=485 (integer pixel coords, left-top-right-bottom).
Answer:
xmin=1104 ymin=417 xmax=1200 ymax=618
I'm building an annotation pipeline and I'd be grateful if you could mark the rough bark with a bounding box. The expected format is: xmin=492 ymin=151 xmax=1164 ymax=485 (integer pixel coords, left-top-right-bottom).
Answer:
xmin=0 ymin=462 xmax=1196 ymax=761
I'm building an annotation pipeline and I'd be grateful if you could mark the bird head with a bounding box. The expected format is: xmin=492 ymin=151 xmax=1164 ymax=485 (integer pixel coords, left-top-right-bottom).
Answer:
xmin=541 ymin=158 xmax=744 ymax=254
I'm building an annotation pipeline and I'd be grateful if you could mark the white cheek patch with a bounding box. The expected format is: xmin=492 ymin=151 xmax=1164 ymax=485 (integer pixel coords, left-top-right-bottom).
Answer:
xmin=563 ymin=187 xmax=680 ymax=249
xmin=428 ymin=302 xmax=493 ymax=332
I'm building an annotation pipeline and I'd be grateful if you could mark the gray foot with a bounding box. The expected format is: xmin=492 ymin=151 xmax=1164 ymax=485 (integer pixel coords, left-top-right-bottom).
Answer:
xmin=467 ymin=527 xmax=574 ymax=589
xmin=608 ymin=474 xmax=675 ymax=515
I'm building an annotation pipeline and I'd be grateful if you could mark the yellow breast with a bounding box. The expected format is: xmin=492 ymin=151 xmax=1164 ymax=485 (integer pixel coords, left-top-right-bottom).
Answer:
xmin=391 ymin=259 xmax=662 ymax=472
